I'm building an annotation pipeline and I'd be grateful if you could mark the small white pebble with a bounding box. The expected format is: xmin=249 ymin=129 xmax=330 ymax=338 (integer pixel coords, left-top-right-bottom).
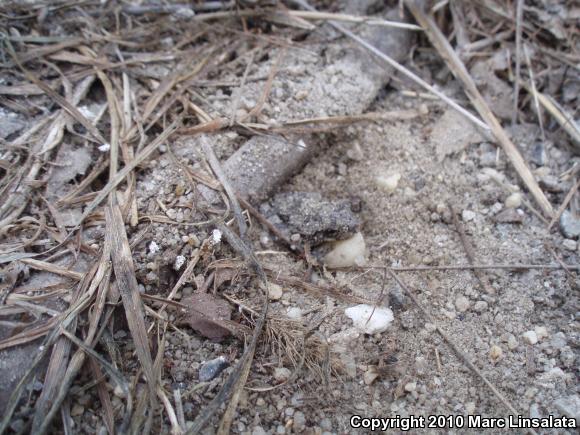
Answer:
xmin=473 ymin=301 xmax=488 ymax=312
xmin=404 ymin=382 xmax=416 ymax=392
xmin=462 ymin=210 xmax=476 ymax=222
xmin=266 ymin=283 xmax=283 ymax=301
xmin=375 ymin=172 xmax=401 ymax=193
xmin=505 ymin=192 xmax=522 ymax=208
xmin=273 ymin=367 xmax=291 ymax=383
xmin=286 ymin=307 xmax=302 ymax=320
xmin=522 ymin=330 xmax=538 ymax=345
xmin=455 ymin=296 xmax=470 ymax=313
xmin=490 ymin=345 xmax=503 ymax=361
xmin=98 ymin=143 xmax=110 ymax=152
xmin=149 ymin=241 xmax=160 ymax=255
xmin=324 ymin=232 xmax=366 ymax=268
xmin=211 ymin=229 xmax=222 ymax=245
xmin=174 ymin=255 xmax=186 ymax=271
xmin=562 ymin=239 xmax=577 ymax=251
xmin=534 ymin=326 xmax=549 ymax=341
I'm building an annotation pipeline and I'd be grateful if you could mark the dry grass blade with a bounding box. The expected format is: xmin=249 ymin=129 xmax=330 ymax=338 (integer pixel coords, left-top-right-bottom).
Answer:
xmin=200 ymin=136 xmax=247 ymax=238
xmin=547 ymin=178 xmax=580 ymax=231
xmin=106 ymin=199 xmax=157 ymax=416
xmin=73 ymin=118 xmax=180 ymax=230
xmin=29 ymin=261 xmax=98 ymax=433
xmin=521 ymin=83 xmax=580 ymax=150
xmin=20 ymin=258 xmax=84 ymax=280
xmin=403 ymin=0 xmax=553 ymax=218
xmin=4 ymin=39 xmax=107 ymax=145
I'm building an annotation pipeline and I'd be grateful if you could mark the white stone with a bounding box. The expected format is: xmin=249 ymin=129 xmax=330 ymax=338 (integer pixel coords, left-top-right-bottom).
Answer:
xmin=404 ymin=382 xmax=417 ymax=392
xmin=324 ymin=232 xmax=366 ymax=268
xmin=273 ymin=367 xmax=291 ymax=383
xmin=462 ymin=210 xmax=476 ymax=222
xmin=375 ymin=172 xmax=401 ymax=193
xmin=505 ymin=192 xmax=522 ymax=208
xmin=535 ymin=326 xmax=549 ymax=341
xmin=267 ymin=283 xmax=283 ymax=301
xmin=490 ymin=345 xmax=503 ymax=361
xmin=211 ymin=229 xmax=222 ymax=245
xmin=286 ymin=307 xmax=302 ymax=320
xmin=345 ymin=304 xmax=394 ymax=335
xmin=98 ymin=143 xmax=110 ymax=152
xmin=522 ymin=330 xmax=538 ymax=345
xmin=455 ymin=296 xmax=470 ymax=313
xmin=174 ymin=255 xmax=186 ymax=271
xmin=465 ymin=402 xmax=476 ymax=415
xmin=474 ymin=301 xmax=488 ymax=312
xmin=507 ymin=335 xmax=518 ymax=350
xmin=149 ymin=241 xmax=160 ymax=255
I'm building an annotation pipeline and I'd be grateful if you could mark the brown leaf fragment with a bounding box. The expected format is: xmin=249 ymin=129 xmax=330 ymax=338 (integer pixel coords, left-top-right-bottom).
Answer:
xmin=178 ymin=293 xmax=232 ymax=340
xmin=494 ymin=208 xmax=524 ymax=224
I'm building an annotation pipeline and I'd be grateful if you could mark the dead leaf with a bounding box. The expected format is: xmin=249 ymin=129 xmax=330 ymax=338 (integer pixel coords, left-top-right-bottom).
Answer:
xmin=178 ymin=293 xmax=232 ymax=340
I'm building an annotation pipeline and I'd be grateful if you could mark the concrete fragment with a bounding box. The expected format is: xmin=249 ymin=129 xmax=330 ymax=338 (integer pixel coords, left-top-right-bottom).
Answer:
xmin=324 ymin=232 xmax=366 ymax=268
xmin=345 ymin=304 xmax=394 ymax=334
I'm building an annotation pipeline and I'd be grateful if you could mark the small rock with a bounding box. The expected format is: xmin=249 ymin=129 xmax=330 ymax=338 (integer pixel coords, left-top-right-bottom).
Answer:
xmin=149 ymin=241 xmax=160 ymax=255
xmin=363 ymin=367 xmax=379 ymax=385
xmin=293 ymin=411 xmax=306 ymax=432
xmin=505 ymin=192 xmax=522 ymax=208
xmin=559 ymin=211 xmax=580 ymax=239
xmin=267 ymin=283 xmax=283 ymax=301
xmin=424 ymin=323 xmax=436 ymax=333
xmin=490 ymin=345 xmax=503 ymax=361
xmin=534 ymin=326 xmax=549 ymax=341
xmin=388 ymin=287 xmax=406 ymax=311
xmin=530 ymin=142 xmax=547 ymax=166
xmin=404 ymin=382 xmax=417 ymax=393
xmin=320 ymin=418 xmax=332 ymax=431
xmin=465 ymin=402 xmax=476 ymax=415
xmin=553 ymin=395 xmax=580 ymax=424
xmin=274 ymin=367 xmax=292 ymax=383
xmin=507 ymin=335 xmax=518 ymax=350
xmin=473 ymin=301 xmax=488 ymax=313
xmin=462 ymin=210 xmax=476 ymax=222
xmin=455 ymin=296 xmax=470 ymax=313
xmin=199 ymin=356 xmax=229 ymax=382
xmin=71 ymin=403 xmax=84 ymax=416
xmin=256 ymin=397 xmax=266 ymax=407
xmin=529 ymin=403 xmax=541 ymax=419
xmin=324 ymin=232 xmax=366 ymax=268
xmin=494 ymin=208 xmax=523 ymax=224
xmin=375 ymin=172 xmax=401 ymax=193
xmin=345 ymin=304 xmax=394 ymax=334
xmin=252 ymin=426 xmax=267 ymax=435
xmin=550 ymin=332 xmax=567 ymax=349
xmin=562 ymin=239 xmax=577 ymax=251
xmin=522 ymin=330 xmax=538 ymax=345
xmin=287 ymin=307 xmax=302 ymax=320
xmin=347 ymin=143 xmax=364 ymax=161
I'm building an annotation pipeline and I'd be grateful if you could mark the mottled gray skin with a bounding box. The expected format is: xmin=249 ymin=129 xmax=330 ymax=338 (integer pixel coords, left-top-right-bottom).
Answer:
xmin=261 ymin=192 xmax=360 ymax=244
